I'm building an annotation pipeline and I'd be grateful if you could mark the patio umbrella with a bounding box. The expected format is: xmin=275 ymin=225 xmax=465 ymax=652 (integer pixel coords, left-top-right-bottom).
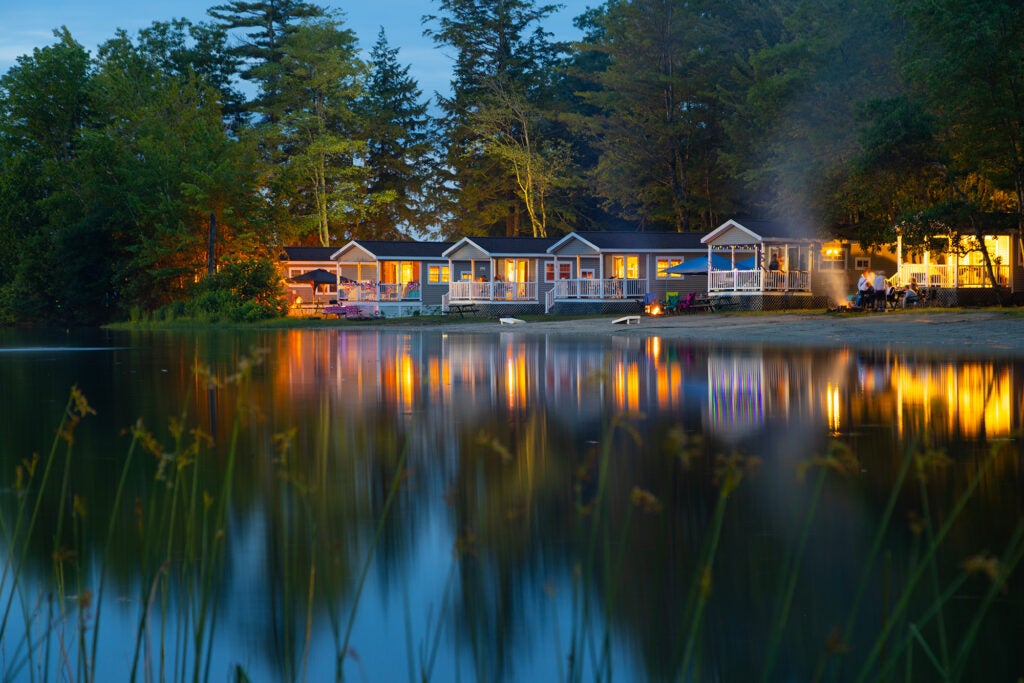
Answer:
xmin=662 ymin=254 xmax=733 ymax=274
xmin=288 ymin=268 xmax=351 ymax=297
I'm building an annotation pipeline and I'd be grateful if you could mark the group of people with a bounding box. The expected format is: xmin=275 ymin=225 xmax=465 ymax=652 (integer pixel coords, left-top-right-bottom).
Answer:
xmin=856 ymin=269 xmax=919 ymax=310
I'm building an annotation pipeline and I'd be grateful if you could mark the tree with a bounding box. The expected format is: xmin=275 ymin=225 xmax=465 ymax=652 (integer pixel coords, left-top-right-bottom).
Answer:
xmin=257 ymin=16 xmax=367 ymax=246
xmin=207 ymin=0 xmax=326 ymax=118
xmin=470 ymin=80 xmax=571 ymax=237
xmin=723 ymin=0 xmax=903 ymax=229
xmin=76 ymin=27 xmax=265 ymax=314
xmin=0 ymin=29 xmax=92 ymax=323
xmin=357 ymin=29 xmax=436 ymax=239
xmin=425 ymin=0 xmax=567 ymax=237
xmin=572 ymin=0 xmax=729 ymax=232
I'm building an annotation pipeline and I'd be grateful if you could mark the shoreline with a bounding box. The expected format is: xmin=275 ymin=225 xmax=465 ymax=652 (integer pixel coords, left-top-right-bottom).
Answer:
xmin=362 ymin=309 xmax=1024 ymax=357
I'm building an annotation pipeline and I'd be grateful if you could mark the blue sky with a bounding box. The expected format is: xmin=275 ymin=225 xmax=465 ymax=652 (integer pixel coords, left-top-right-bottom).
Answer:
xmin=1 ymin=1 xmax=585 ymax=97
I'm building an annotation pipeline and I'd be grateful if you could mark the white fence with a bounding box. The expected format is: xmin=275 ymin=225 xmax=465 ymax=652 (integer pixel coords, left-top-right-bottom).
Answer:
xmin=897 ymin=264 xmax=1009 ymax=288
xmin=448 ymin=281 xmax=538 ymax=301
xmin=551 ymin=278 xmax=645 ymax=300
xmin=708 ymin=270 xmax=810 ymax=292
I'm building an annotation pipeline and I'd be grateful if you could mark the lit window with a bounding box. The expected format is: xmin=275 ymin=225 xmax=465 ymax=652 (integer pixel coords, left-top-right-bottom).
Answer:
xmin=428 ymin=265 xmax=450 ymax=283
xmin=657 ymin=258 xmax=682 ymax=278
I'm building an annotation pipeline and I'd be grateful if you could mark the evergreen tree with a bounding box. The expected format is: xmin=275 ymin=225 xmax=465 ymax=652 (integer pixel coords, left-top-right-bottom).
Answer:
xmin=572 ymin=0 xmax=730 ymax=232
xmin=424 ymin=0 xmax=567 ymax=237
xmin=358 ymin=29 xmax=436 ymax=239
xmin=207 ymin=0 xmax=326 ymax=117
xmin=256 ymin=15 xmax=367 ymax=246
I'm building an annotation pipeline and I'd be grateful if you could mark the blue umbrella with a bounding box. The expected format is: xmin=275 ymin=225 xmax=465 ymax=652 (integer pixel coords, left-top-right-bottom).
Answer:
xmin=662 ymin=253 xmax=733 ymax=274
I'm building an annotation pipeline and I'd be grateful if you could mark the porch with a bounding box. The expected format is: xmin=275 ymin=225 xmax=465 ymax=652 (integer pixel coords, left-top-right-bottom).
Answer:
xmin=447 ymin=280 xmax=539 ymax=302
xmin=544 ymin=278 xmax=646 ymax=312
xmin=708 ymin=269 xmax=811 ymax=293
xmin=896 ymin=263 xmax=1010 ymax=288
xmin=342 ymin=281 xmax=422 ymax=302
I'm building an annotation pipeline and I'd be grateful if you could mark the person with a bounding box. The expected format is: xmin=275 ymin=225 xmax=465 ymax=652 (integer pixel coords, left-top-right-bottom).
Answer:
xmin=902 ymin=279 xmax=919 ymax=308
xmin=768 ymin=255 xmax=780 ymax=271
xmin=855 ymin=269 xmax=874 ymax=308
xmin=872 ymin=270 xmax=887 ymax=311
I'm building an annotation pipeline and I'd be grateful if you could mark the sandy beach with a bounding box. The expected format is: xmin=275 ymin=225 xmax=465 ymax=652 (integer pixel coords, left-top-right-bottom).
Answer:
xmin=425 ymin=309 xmax=1024 ymax=357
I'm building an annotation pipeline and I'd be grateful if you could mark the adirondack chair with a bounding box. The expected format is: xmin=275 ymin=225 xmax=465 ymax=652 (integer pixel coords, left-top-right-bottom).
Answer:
xmin=664 ymin=292 xmax=680 ymax=313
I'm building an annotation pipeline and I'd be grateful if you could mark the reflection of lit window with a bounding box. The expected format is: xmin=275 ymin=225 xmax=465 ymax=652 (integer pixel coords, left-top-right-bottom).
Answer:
xmin=827 ymin=382 xmax=841 ymax=432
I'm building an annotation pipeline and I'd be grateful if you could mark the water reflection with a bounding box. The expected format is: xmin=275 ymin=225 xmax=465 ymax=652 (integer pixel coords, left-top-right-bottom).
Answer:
xmin=0 ymin=328 xmax=1021 ymax=682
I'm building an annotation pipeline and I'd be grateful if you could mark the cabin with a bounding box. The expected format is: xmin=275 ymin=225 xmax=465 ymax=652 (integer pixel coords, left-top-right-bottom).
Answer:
xmin=442 ymin=237 xmax=558 ymax=316
xmin=545 ymin=231 xmax=706 ymax=314
xmin=331 ymin=240 xmax=454 ymax=317
xmin=280 ymin=246 xmax=340 ymax=313
xmin=891 ymin=229 xmax=1023 ymax=305
xmin=701 ymin=219 xmax=825 ymax=310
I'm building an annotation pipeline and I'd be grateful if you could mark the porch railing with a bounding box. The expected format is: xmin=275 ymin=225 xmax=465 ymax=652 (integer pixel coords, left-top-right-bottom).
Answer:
xmin=448 ymin=281 xmax=538 ymax=301
xmin=552 ymin=278 xmax=645 ymax=300
xmin=708 ymin=270 xmax=810 ymax=292
xmin=342 ymin=282 xmax=422 ymax=302
xmin=897 ymin=264 xmax=1009 ymax=288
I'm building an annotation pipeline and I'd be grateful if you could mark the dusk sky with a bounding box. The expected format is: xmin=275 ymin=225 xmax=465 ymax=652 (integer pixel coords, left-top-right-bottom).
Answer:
xmin=1 ymin=1 xmax=585 ymax=98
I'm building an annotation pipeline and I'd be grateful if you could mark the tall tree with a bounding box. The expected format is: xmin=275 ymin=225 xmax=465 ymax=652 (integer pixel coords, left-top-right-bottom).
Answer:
xmin=895 ymin=0 xmax=1024 ymax=224
xmin=425 ymin=0 xmax=567 ymax=237
xmin=257 ymin=15 xmax=367 ymax=246
xmin=207 ymin=0 xmax=326 ymax=117
xmin=76 ymin=27 xmax=264 ymax=314
xmin=0 ymin=29 xmax=92 ymax=323
xmin=572 ymin=0 xmax=729 ymax=232
xmin=357 ymin=29 xmax=436 ymax=239
xmin=725 ymin=0 xmax=903 ymax=229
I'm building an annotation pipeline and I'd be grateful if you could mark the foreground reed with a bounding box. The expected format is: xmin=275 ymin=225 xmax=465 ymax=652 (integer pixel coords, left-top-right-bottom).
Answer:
xmin=0 ymin=376 xmax=1019 ymax=681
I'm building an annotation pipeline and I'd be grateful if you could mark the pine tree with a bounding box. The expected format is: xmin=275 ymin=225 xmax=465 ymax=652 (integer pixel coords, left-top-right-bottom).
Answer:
xmin=358 ymin=29 xmax=437 ymax=239
xmin=424 ymin=0 xmax=567 ymax=237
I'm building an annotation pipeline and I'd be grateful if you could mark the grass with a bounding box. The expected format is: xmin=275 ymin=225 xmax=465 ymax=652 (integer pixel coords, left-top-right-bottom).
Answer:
xmin=1 ymin=364 xmax=1020 ymax=681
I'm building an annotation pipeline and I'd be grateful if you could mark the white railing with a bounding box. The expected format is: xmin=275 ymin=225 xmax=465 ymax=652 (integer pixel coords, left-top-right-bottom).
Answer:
xmin=708 ymin=270 xmax=810 ymax=292
xmin=448 ymin=281 xmax=538 ymax=301
xmin=340 ymin=282 xmax=422 ymax=302
xmin=897 ymin=264 xmax=1009 ymax=288
xmin=551 ymin=279 xmax=645 ymax=300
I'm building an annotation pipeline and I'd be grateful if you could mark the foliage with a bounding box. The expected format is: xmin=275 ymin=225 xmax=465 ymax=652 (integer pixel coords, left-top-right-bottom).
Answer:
xmin=172 ymin=257 xmax=287 ymax=322
xmin=1 ymin=0 xmax=1022 ymax=326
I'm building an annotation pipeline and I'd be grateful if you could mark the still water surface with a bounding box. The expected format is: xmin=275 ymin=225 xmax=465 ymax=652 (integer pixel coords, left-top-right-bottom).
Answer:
xmin=0 ymin=327 xmax=1021 ymax=682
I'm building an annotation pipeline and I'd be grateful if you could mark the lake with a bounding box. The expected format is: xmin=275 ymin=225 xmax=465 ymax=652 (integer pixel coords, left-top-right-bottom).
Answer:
xmin=0 ymin=326 xmax=1021 ymax=682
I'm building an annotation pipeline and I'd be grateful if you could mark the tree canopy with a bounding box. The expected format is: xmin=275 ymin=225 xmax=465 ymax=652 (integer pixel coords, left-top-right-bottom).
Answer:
xmin=0 ymin=0 xmax=1020 ymax=324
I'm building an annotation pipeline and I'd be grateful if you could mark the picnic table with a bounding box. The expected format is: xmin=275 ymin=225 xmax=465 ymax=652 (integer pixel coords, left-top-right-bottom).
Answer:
xmin=445 ymin=303 xmax=480 ymax=318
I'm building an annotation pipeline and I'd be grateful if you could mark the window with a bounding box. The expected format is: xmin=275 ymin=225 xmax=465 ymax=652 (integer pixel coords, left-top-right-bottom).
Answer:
xmin=546 ymin=263 xmax=554 ymax=281
xmin=656 ymin=258 xmax=682 ymax=278
xmin=427 ymin=265 xmax=449 ymax=283
xmin=854 ymin=257 xmax=871 ymax=271
xmin=559 ymin=263 xmax=571 ymax=280
xmin=612 ymin=255 xmax=639 ymax=279
xmin=820 ymin=245 xmax=845 ymax=271
xmin=580 ymin=269 xmax=595 ymax=279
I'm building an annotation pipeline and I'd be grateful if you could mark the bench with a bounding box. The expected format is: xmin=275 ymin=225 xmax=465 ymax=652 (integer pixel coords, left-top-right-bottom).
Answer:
xmin=612 ymin=315 xmax=640 ymax=325
xmin=446 ymin=303 xmax=480 ymax=318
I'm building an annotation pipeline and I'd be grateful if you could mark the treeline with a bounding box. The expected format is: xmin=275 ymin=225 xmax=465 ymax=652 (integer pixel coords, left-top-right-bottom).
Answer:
xmin=1 ymin=0 xmax=1021 ymax=325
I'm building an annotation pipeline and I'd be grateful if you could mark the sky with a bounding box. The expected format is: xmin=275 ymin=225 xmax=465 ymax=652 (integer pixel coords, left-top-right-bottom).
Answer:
xmin=0 ymin=0 xmax=586 ymax=98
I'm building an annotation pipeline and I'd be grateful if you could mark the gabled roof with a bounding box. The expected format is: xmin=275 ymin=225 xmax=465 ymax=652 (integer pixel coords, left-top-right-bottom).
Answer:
xmin=702 ymin=219 xmax=822 ymax=244
xmin=281 ymin=246 xmax=337 ymax=262
xmin=549 ymin=230 xmax=705 ymax=253
xmin=444 ymin=236 xmax=558 ymax=258
xmin=332 ymin=240 xmax=455 ymax=260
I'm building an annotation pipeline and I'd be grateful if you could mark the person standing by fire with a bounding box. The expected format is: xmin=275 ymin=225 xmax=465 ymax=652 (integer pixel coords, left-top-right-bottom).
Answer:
xmin=856 ymin=269 xmax=874 ymax=308
xmin=872 ymin=270 xmax=888 ymax=311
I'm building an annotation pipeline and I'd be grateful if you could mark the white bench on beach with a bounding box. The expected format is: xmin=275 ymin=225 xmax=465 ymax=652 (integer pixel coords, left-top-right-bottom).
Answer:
xmin=612 ymin=315 xmax=640 ymax=325
xmin=499 ymin=317 xmax=525 ymax=325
